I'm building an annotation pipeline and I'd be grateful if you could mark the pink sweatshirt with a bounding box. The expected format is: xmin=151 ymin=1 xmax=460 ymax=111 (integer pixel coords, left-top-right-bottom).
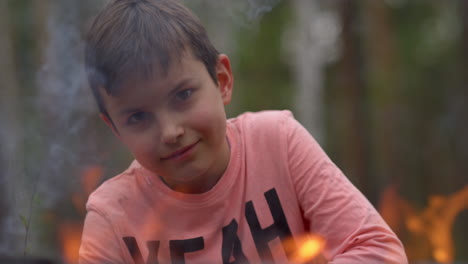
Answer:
xmin=79 ymin=110 xmax=407 ymax=264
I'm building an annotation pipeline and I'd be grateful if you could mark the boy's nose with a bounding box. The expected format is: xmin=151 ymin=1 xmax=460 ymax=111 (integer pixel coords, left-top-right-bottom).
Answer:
xmin=160 ymin=116 xmax=184 ymax=144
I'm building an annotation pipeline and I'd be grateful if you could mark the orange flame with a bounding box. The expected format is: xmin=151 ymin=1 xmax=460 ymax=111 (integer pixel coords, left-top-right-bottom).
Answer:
xmin=58 ymin=165 xmax=103 ymax=263
xmin=71 ymin=166 xmax=103 ymax=216
xmin=283 ymin=234 xmax=326 ymax=264
xmin=379 ymin=185 xmax=468 ymax=263
xmin=58 ymin=222 xmax=83 ymax=264
xmin=81 ymin=166 xmax=103 ymax=196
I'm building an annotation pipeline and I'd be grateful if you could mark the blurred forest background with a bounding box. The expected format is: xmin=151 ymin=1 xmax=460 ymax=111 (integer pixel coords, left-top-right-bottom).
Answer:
xmin=0 ymin=0 xmax=467 ymax=263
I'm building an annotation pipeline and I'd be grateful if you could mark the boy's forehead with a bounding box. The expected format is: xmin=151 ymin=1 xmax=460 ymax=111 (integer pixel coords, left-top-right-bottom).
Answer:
xmin=129 ymin=49 xmax=195 ymax=80
xmin=112 ymin=51 xmax=202 ymax=95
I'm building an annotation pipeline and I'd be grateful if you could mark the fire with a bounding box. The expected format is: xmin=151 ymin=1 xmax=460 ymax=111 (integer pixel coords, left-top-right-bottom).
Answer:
xmin=434 ymin=248 xmax=450 ymax=264
xmin=297 ymin=237 xmax=323 ymax=260
xmin=406 ymin=216 xmax=423 ymax=233
xmin=57 ymin=165 xmax=103 ymax=263
xmin=80 ymin=166 xmax=103 ymax=196
xmin=282 ymin=234 xmax=326 ymax=264
xmin=59 ymin=222 xmax=83 ymax=264
xmin=71 ymin=166 xmax=103 ymax=215
xmin=379 ymin=185 xmax=468 ymax=263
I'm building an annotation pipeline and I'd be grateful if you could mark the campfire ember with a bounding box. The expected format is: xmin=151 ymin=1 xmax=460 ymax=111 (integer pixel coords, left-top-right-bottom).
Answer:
xmin=280 ymin=234 xmax=326 ymax=264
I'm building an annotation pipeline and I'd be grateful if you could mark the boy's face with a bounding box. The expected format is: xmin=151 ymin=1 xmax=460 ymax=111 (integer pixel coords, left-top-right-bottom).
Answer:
xmin=100 ymin=53 xmax=233 ymax=193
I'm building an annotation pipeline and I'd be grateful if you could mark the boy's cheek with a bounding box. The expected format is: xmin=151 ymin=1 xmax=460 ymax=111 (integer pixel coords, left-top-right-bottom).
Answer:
xmin=122 ymin=139 xmax=155 ymax=159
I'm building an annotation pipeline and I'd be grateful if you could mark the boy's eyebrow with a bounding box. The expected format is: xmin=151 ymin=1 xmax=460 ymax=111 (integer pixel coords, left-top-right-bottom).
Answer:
xmin=167 ymin=77 xmax=195 ymax=96
xmin=118 ymin=107 xmax=141 ymax=117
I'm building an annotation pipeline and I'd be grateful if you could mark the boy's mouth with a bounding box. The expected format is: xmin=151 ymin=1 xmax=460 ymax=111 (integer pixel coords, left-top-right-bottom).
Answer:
xmin=160 ymin=140 xmax=200 ymax=161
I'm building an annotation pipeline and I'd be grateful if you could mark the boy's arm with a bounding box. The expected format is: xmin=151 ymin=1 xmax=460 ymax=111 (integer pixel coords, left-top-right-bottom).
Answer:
xmin=284 ymin=114 xmax=408 ymax=264
xmin=79 ymin=209 xmax=127 ymax=264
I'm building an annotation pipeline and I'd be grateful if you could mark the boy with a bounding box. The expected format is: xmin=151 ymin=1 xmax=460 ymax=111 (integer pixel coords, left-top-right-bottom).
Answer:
xmin=79 ymin=0 xmax=407 ymax=263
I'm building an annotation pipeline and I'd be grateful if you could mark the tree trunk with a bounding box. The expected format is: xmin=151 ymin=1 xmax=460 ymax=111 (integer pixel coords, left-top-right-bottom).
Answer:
xmin=0 ymin=0 xmax=22 ymax=253
xmin=331 ymin=0 xmax=369 ymax=193
xmin=362 ymin=0 xmax=402 ymax=204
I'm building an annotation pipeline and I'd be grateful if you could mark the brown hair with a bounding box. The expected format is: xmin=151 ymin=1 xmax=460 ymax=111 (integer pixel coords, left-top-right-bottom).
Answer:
xmin=84 ymin=0 xmax=219 ymax=115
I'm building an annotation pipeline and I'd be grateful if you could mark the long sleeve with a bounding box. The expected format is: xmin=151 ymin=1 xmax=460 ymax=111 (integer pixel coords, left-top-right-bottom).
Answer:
xmin=285 ymin=115 xmax=408 ymax=264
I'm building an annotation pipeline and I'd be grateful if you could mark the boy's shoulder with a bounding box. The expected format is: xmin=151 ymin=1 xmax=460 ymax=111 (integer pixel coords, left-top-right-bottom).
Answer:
xmin=228 ymin=109 xmax=295 ymax=128
xmin=227 ymin=110 xmax=299 ymax=147
xmin=86 ymin=161 xmax=141 ymax=211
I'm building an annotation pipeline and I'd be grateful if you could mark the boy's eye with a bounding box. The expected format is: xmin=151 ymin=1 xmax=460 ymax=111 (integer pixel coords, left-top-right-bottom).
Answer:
xmin=175 ymin=89 xmax=193 ymax=101
xmin=127 ymin=111 xmax=149 ymax=125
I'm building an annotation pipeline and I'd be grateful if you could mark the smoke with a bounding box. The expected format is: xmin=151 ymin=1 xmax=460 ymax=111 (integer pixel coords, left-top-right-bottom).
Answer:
xmin=0 ymin=0 xmax=102 ymax=257
xmin=246 ymin=0 xmax=282 ymax=20
xmin=283 ymin=1 xmax=340 ymax=141
xmin=35 ymin=3 xmax=83 ymax=204
xmin=220 ymin=0 xmax=282 ymax=27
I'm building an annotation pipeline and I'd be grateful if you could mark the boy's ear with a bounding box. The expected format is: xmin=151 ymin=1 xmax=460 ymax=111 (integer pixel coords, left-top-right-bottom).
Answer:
xmin=216 ymin=54 xmax=233 ymax=106
xmin=100 ymin=113 xmax=121 ymax=140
